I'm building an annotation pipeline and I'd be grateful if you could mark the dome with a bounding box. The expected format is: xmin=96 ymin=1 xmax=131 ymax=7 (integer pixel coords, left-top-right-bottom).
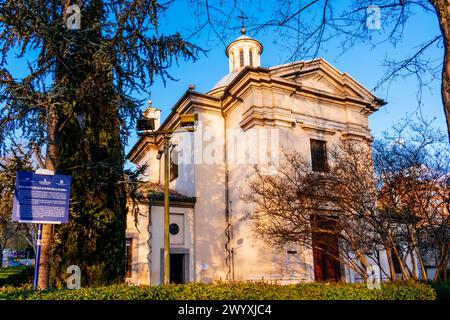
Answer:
xmin=211 ymin=70 xmax=240 ymax=91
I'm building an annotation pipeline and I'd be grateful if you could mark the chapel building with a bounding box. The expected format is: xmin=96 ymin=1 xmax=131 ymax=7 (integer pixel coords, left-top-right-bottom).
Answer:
xmin=125 ymin=29 xmax=385 ymax=285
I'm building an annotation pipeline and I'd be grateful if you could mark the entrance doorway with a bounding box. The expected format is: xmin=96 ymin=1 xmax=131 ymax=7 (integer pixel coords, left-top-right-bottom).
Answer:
xmin=160 ymin=248 xmax=189 ymax=284
xmin=170 ymin=253 xmax=185 ymax=284
xmin=312 ymin=215 xmax=341 ymax=282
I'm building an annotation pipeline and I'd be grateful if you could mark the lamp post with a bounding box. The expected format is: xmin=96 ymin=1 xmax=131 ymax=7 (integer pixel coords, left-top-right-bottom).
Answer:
xmin=163 ymin=134 xmax=170 ymax=285
xmin=137 ymin=113 xmax=197 ymax=285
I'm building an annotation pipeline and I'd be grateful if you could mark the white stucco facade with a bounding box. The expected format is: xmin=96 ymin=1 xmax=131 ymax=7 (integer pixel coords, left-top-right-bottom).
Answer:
xmin=125 ymin=31 xmax=391 ymax=285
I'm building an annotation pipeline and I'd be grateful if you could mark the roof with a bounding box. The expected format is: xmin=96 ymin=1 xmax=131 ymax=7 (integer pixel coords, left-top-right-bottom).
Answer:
xmin=144 ymin=183 xmax=196 ymax=203
xmin=211 ymin=69 xmax=241 ymax=90
xmin=209 ymin=59 xmax=386 ymax=105
xmin=128 ymin=58 xmax=386 ymax=162
xmin=126 ymin=90 xmax=220 ymax=161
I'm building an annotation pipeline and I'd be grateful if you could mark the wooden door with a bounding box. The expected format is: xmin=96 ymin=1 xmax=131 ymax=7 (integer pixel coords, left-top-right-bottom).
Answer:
xmin=312 ymin=215 xmax=341 ymax=282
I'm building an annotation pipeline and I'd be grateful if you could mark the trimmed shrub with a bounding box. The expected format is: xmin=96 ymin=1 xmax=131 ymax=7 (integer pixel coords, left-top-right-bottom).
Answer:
xmin=0 ymin=281 xmax=437 ymax=300
xmin=429 ymin=280 xmax=450 ymax=300
xmin=0 ymin=266 xmax=34 ymax=287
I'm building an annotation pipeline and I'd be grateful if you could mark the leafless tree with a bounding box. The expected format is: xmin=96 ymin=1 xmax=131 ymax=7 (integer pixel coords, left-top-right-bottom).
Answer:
xmin=186 ymin=0 xmax=450 ymax=141
xmin=373 ymin=116 xmax=450 ymax=281
xmin=245 ymin=145 xmax=379 ymax=281
xmin=245 ymin=116 xmax=449 ymax=282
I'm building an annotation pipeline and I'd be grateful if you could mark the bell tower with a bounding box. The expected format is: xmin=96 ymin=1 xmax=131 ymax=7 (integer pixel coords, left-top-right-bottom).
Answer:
xmin=225 ymin=24 xmax=263 ymax=73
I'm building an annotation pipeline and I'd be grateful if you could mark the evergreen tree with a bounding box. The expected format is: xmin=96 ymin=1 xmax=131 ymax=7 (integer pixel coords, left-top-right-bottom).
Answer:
xmin=0 ymin=146 xmax=33 ymax=268
xmin=0 ymin=1 xmax=202 ymax=287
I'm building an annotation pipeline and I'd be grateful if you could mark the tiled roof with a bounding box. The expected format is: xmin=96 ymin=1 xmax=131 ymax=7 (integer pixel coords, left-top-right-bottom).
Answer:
xmin=142 ymin=183 xmax=196 ymax=203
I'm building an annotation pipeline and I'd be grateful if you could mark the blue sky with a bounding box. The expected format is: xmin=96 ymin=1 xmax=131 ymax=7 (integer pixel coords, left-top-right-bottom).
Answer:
xmin=2 ymin=1 xmax=446 ymax=162
xmin=123 ymin=1 xmax=446 ymax=158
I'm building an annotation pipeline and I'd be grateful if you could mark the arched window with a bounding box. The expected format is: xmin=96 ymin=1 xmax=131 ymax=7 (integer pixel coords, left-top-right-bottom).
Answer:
xmin=239 ymin=49 xmax=244 ymax=68
xmin=249 ymin=49 xmax=253 ymax=67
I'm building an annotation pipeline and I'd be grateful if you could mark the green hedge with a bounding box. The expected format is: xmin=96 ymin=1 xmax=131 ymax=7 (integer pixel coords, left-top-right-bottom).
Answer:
xmin=0 ymin=281 xmax=437 ymax=300
xmin=0 ymin=266 xmax=34 ymax=287
xmin=430 ymin=280 xmax=450 ymax=300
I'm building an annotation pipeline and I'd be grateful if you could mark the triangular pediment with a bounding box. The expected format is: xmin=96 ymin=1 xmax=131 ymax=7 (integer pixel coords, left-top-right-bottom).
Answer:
xmin=296 ymin=72 xmax=347 ymax=96
xmin=269 ymin=58 xmax=375 ymax=102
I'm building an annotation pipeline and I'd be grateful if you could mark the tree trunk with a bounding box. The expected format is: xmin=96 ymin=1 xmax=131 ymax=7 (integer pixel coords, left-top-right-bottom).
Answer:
xmin=433 ymin=245 xmax=442 ymax=282
xmin=35 ymin=0 xmax=69 ymax=290
xmin=433 ymin=246 xmax=448 ymax=282
xmin=410 ymin=248 xmax=418 ymax=280
xmin=410 ymin=228 xmax=428 ymax=280
xmin=443 ymin=255 xmax=449 ymax=280
xmin=386 ymin=248 xmax=397 ymax=281
xmin=434 ymin=242 xmax=449 ymax=281
xmin=0 ymin=233 xmax=6 ymax=268
xmin=392 ymin=245 xmax=410 ymax=280
xmin=38 ymin=105 xmax=60 ymax=289
xmin=354 ymin=249 xmax=370 ymax=281
xmin=431 ymin=0 xmax=450 ymax=142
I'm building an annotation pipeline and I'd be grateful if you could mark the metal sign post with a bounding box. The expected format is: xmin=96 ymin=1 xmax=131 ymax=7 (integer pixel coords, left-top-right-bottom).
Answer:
xmin=12 ymin=169 xmax=71 ymax=290
xmin=33 ymin=224 xmax=43 ymax=289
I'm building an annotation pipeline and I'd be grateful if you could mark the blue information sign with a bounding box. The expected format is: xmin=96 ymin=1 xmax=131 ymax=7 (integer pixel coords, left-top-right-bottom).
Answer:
xmin=12 ymin=171 xmax=71 ymax=224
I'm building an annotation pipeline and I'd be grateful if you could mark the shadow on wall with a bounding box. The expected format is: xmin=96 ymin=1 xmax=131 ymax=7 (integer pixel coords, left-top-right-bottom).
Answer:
xmin=193 ymin=163 xmax=229 ymax=283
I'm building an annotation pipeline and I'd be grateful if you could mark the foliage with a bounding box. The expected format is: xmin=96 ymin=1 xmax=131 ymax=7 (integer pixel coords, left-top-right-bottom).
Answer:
xmin=0 ymin=0 xmax=204 ymax=149
xmin=0 ymin=1 xmax=203 ymax=287
xmin=430 ymin=279 xmax=450 ymax=300
xmin=0 ymin=281 xmax=437 ymax=300
xmin=0 ymin=266 xmax=34 ymax=287
xmin=0 ymin=146 xmax=34 ymax=268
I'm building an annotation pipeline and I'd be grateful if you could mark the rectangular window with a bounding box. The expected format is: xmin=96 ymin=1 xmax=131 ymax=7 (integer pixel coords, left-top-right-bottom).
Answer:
xmin=170 ymin=149 xmax=179 ymax=181
xmin=249 ymin=49 xmax=253 ymax=67
xmin=124 ymin=238 xmax=132 ymax=277
xmin=310 ymin=139 xmax=328 ymax=172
